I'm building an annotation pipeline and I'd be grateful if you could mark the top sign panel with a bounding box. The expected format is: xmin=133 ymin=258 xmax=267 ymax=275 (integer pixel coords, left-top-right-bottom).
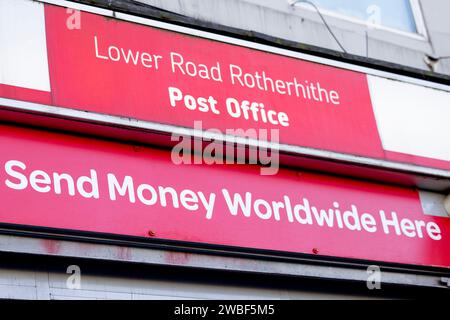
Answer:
xmin=1 ymin=0 xmax=450 ymax=170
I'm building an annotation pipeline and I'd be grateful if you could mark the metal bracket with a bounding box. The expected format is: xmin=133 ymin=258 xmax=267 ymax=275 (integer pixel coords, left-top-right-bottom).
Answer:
xmin=441 ymin=277 xmax=450 ymax=287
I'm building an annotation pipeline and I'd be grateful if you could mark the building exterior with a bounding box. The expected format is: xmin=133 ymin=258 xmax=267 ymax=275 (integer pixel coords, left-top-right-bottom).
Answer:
xmin=0 ymin=0 xmax=449 ymax=300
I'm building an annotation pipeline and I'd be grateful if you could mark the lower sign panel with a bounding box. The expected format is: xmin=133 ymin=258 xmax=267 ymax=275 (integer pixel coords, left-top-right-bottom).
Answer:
xmin=0 ymin=124 xmax=449 ymax=268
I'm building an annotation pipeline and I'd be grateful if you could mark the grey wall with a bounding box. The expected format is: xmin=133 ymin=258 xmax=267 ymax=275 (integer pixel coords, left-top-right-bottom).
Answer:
xmin=0 ymin=253 xmax=384 ymax=300
xmin=136 ymin=0 xmax=450 ymax=75
xmin=0 ymin=234 xmax=446 ymax=300
xmin=0 ymin=267 xmax=375 ymax=300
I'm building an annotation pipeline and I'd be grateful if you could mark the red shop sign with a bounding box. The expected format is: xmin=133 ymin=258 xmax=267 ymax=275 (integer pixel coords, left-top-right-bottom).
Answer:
xmin=0 ymin=124 xmax=449 ymax=268
xmin=2 ymin=1 xmax=450 ymax=170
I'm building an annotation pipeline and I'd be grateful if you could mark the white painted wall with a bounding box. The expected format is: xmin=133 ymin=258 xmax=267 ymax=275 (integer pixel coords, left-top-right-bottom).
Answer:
xmin=368 ymin=75 xmax=450 ymax=162
xmin=0 ymin=0 xmax=50 ymax=91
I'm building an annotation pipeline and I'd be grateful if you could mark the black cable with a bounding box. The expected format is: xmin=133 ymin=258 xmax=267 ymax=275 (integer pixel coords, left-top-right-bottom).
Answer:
xmin=291 ymin=0 xmax=348 ymax=54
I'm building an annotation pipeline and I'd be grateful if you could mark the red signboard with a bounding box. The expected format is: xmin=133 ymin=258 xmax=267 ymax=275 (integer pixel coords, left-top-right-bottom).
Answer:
xmin=2 ymin=2 xmax=450 ymax=171
xmin=1 ymin=123 xmax=449 ymax=268
xmin=43 ymin=5 xmax=383 ymax=158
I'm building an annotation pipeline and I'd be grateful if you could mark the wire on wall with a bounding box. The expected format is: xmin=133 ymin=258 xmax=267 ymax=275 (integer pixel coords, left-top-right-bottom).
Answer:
xmin=289 ymin=0 xmax=348 ymax=54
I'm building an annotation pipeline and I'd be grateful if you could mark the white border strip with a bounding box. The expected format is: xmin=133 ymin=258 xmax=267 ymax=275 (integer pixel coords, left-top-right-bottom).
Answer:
xmin=368 ymin=75 xmax=450 ymax=162
xmin=2 ymin=97 xmax=449 ymax=179
xmin=40 ymin=0 xmax=450 ymax=92
xmin=0 ymin=0 xmax=50 ymax=91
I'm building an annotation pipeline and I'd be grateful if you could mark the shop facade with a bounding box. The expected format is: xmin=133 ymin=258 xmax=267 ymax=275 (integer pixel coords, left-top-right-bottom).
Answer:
xmin=0 ymin=0 xmax=449 ymax=299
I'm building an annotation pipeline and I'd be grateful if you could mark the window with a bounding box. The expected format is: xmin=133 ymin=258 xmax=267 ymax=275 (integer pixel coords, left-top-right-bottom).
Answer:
xmin=301 ymin=0 xmax=424 ymax=35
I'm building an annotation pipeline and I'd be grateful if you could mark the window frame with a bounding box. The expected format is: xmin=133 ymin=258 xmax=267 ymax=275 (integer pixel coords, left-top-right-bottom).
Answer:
xmin=296 ymin=0 xmax=428 ymax=40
